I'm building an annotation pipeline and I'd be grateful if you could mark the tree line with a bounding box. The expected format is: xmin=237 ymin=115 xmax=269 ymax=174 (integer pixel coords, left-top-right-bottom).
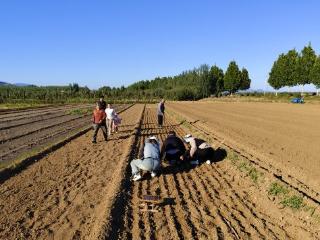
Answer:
xmin=0 ymin=61 xmax=251 ymax=103
xmin=268 ymin=43 xmax=320 ymax=92
xmin=122 ymin=61 xmax=250 ymax=100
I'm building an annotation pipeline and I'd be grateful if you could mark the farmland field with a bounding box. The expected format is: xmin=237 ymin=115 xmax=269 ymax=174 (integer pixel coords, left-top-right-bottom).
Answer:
xmin=0 ymin=104 xmax=130 ymax=167
xmin=0 ymin=104 xmax=144 ymax=239
xmin=0 ymin=103 xmax=319 ymax=239
xmin=103 ymin=105 xmax=319 ymax=239
xmin=169 ymin=101 xmax=320 ymax=199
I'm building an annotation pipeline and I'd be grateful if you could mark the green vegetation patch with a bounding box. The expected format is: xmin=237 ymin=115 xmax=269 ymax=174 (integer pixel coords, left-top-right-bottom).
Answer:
xmin=228 ymin=152 xmax=263 ymax=184
xmin=268 ymin=182 xmax=304 ymax=210
xmin=281 ymin=195 xmax=304 ymax=210
xmin=268 ymin=182 xmax=290 ymax=196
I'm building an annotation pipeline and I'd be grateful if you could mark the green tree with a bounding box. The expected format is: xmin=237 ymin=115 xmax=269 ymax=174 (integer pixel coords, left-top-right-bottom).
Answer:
xmin=224 ymin=61 xmax=241 ymax=93
xmin=285 ymin=49 xmax=299 ymax=87
xmin=268 ymin=53 xmax=286 ymax=91
xmin=209 ymin=65 xmax=224 ymax=96
xmin=239 ymin=67 xmax=251 ymax=90
xmin=198 ymin=64 xmax=210 ymax=98
xmin=310 ymin=55 xmax=320 ymax=95
xmin=268 ymin=49 xmax=299 ymax=91
xmin=296 ymin=44 xmax=316 ymax=86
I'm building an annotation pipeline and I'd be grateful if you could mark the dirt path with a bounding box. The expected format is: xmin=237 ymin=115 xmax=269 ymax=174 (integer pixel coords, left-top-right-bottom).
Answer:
xmin=0 ymin=104 xmax=144 ymax=240
xmin=104 ymin=105 xmax=318 ymax=240
xmin=168 ymin=101 xmax=320 ymax=200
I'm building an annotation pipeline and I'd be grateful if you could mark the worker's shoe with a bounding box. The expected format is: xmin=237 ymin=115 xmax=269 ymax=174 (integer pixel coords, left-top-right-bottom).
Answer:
xmin=132 ymin=174 xmax=142 ymax=181
xmin=190 ymin=160 xmax=199 ymax=165
xmin=206 ymin=160 xmax=211 ymax=165
xmin=151 ymin=171 xmax=157 ymax=178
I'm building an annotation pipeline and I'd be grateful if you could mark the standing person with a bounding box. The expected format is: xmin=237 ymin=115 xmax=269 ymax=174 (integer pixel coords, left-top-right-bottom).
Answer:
xmin=157 ymin=99 xmax=165 ymax=128
xmin=183 ymin=134 xmax=215 ymax=165
xmin=92 ymin=102 xmax=108 ymax=143
xmin=98 ymin=96 xmax=107 ymax=131
xmin=130 ymin=136 xmax=161 ymax=181
xmin=99 ymin=96 xmax=107 ymax=110
xmin=105 ymin=104 xmax=116 ymax=135
xmin=161 ymin=130 xmax=186 ymax=165
xmin=113 ymin=112 xmax=122 ymax=133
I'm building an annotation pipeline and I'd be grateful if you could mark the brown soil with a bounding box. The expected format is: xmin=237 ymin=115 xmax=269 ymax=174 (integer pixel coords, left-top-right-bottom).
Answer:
xmin=0 ymin=104 xmax=128 ymax=164
xmin=103 ymin=105 xmax=319 ymax=240
xmin=1 ymin=103 xmax=319 ymax=240
xmin=0 ymin=104 xmax=144 ymax=239
xmin=168 ymin=102 xmax=320 ymax=201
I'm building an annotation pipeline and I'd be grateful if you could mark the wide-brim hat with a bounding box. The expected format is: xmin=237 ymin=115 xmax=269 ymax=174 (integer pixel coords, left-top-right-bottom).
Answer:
xmin=183 ymin=134 xmax=193 ymax=143
xmin=149 ymin=136 xmax=158 ymax=141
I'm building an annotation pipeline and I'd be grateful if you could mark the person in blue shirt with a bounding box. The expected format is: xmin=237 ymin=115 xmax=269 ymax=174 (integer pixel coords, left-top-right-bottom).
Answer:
xmin=131 ymin=136 xmax=161 ymax=181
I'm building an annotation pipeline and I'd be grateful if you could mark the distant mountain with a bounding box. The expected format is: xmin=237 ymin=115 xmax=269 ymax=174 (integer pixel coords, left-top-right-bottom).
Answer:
xmin=0 ymin=81 xmax=9 ymax=86
xmin=0 ymin=82 xmax=35 ymax=87
xmin=14 ymin=83 xmax=34 ymax=87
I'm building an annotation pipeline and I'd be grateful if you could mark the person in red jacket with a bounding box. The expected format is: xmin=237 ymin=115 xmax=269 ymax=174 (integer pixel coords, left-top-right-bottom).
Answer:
xmin=92 ymin=102 xmax=108 ymax=143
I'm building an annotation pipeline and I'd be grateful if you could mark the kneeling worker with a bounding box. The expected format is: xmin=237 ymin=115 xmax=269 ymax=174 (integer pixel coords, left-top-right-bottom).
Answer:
xmin=183 ymin=134 xmax=214 ymax=165
xmin=161 ymin=130 xmax=186 ymax=165
xmin=131 ymin=136 xmax=161 ymax=181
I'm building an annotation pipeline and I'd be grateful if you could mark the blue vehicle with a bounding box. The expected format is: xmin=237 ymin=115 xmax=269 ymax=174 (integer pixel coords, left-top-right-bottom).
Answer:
xmin=291 ymin=97 xmax=304 ymax=104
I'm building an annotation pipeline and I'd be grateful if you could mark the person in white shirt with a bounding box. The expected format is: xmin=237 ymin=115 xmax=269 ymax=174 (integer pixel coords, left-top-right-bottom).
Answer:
xmin=183 ymin=134 xmax=215 ymax=165
xmin=105 ymin=104 xmax=116 ymax=135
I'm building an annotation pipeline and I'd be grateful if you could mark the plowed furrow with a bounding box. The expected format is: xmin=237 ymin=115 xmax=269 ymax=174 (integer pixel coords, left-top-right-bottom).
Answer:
xmin=0 ymin=104 xmax=91 ymax=122
xmin=172 ymin=120 xmax=264 ymax=238
xmin=158 ymin=175 xmax=182 ymax=240
xmin=208 ymin=165 xmax=288 ymax=239
xmin=0 ymin=111 xmax=70 ymax=130
xmin=104 ymin=106 xmax=315 ymax=240
xmin=195 ymin=165 xmax=267 ymax=238
xmin=0 ymin=117 xmax=91 ymax=162
xmin=184 ymin=171 xmax=241 ymax=239
xmin=0 ymin=114 xmax=87 ymax=143
xmin=0 ymin=104 xmax=143 ymax=240
xmin=163 ymin=173 xmax=196 ymax=239
xmin=179 ymin=173 xmax=219 ymax=239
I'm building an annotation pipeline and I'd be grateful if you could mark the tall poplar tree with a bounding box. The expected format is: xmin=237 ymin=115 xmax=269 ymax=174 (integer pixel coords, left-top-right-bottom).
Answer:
xmin=285 ymin=49 xmax=299 ymax=87
xmin=296 ymin=44 xmax=316 ymax=86
xmin=268 ymin=53 xmax=286 ymax=91
xmin=224 ymin=61 xmax=241 ymax=93
xmin=268 ymin=49 xmax=299 ymax=91
xmin=310 ymin=55 xmax=320 ymax=95
xmin=209 ymin=65 xmax=224 ymax=96
xmin=239 ymin=67 xmax=251 ymax=90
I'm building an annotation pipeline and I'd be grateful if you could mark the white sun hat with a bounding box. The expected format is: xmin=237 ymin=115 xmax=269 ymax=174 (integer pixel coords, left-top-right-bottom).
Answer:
xmin=183 ymin=134 xmax=193 ymax=143
xmin=149 ymin=136 xmax=158 ymax=141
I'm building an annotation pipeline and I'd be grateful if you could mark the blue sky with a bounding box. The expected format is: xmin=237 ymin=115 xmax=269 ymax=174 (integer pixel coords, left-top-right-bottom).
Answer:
xmin=0 ymin=0 xmax=319 ymax=90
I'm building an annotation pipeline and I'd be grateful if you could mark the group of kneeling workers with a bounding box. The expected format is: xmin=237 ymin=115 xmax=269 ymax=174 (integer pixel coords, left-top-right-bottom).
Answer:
xmin=131 ymin=131 xmax=215 ymax=181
